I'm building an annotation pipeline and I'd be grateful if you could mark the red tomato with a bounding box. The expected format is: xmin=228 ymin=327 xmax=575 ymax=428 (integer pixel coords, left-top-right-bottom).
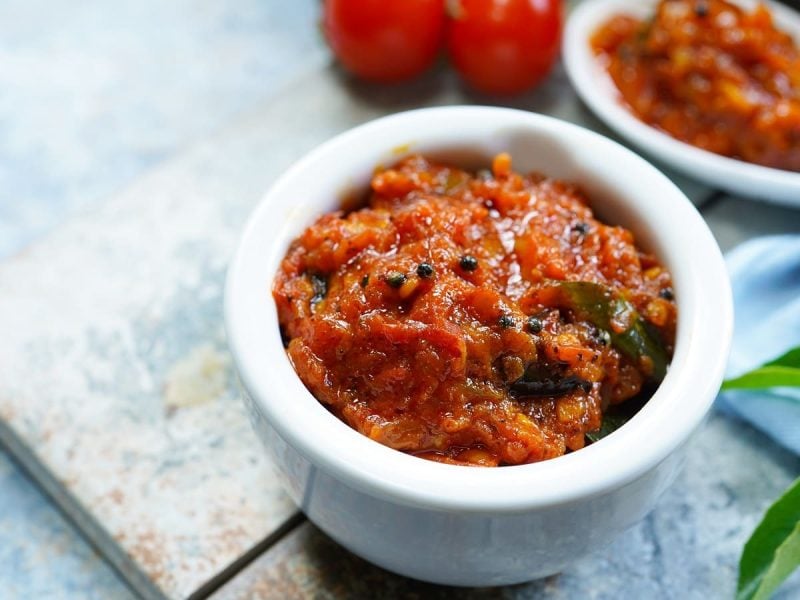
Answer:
xmin=447 ymin=0 xmax=563 ymax=95
xmin=323 ymin=0 xmax=446 ymax=83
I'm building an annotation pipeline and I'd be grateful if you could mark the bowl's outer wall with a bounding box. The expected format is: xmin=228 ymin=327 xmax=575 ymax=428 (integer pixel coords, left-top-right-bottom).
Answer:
xmin=226 ymin=107 xmax=732 ymax=585
xmin=242 ymin=385 xmax=687 ymax=586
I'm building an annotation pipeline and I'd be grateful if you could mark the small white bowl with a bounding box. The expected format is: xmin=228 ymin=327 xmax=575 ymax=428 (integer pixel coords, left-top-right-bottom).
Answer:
xmin=564 ymin=0 xmax=800 ymax=207
xmin=225 ymin=106 xmax=732 ymax=586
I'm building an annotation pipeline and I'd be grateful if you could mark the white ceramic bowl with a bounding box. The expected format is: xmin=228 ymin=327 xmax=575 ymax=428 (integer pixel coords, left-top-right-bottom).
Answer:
xmin=564 ymin=0 xmax=800 ymax=207
xmin=225 ymin=106 xmax=733 ymax=586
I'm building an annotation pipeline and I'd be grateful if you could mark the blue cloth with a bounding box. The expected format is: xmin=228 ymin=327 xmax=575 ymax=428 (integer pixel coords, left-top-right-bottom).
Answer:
xmin=717 ymin=235 xmax=800 ymax=455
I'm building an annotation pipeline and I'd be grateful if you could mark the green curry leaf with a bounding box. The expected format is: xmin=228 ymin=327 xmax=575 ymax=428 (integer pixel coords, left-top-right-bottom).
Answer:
xmin=721 ymin=366 xmax=800 ymax=391
xmin=723 ymin=346 xmax=800 ymax=600
xmin=585 ymin=413 xmax=630 ymax=443
xmin=737 ymin=477 xmax=800 ymax=600
xmin=764 ymin=347 xmax=800 ymax=369
xmin=556 ymin=282 xmax=669 ymax=381
xmin=721 ymin=345 xmax=800 ymax=393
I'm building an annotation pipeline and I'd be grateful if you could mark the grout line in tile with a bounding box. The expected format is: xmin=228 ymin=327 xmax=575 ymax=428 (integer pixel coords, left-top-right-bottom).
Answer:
xmin=0 ymin=422 xmax=158 ymax=600
xmin=188 ymin=512 xmax=307 ymax=600
xmin=1 ymin=415 xmax=308 ymax=600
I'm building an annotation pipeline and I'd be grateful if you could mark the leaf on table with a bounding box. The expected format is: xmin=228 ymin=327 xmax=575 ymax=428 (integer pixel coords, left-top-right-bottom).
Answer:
xmin=737 ymin=476 xmax=800 ymax=600
xmin=722 ymin=345 xmax=800 ymax=392
xmin=721 ymin=366 xmax=800 ymax=391
xmin=764 ymin=347 xmax=800 ymax=369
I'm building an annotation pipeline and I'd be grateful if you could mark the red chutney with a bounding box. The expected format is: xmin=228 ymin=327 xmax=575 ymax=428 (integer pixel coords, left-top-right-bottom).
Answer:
xmin=273 ymin=154 xmax=676 ymax=466
xmin=592 ymin=0 xmax=800 ymax=171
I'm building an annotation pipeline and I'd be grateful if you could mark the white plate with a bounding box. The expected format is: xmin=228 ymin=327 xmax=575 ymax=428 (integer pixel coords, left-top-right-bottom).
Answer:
xmin=564 ymin=0 xmax=800 ymax=207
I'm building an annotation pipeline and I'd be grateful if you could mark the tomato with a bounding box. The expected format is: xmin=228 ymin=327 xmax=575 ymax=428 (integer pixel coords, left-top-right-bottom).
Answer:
xmin=323 ymin=0 xmax=446 ymax=83
xmin=447 ymin=0 xmax=563 ymax=95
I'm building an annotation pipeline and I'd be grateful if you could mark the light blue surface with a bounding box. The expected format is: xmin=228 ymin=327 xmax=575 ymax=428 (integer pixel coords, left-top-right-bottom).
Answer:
xmin=719 ymin=235 xmax=800 ymax=454
xmin=0 ymin=0 xmax=324 ymax=259
xmin=0 ymin=0 xmax=322 ymax=596
xmin=0 ymin=452 xmax=134 ymax=599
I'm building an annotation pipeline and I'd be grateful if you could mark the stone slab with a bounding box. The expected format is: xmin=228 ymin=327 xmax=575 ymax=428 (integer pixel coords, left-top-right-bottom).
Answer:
xmin=0 ymin=4 xmax=327 ymax=594
xmin=0 ymin=452 xmax=135 ymax=600
xmin=0 ymin=0 xmax=326 ymax=258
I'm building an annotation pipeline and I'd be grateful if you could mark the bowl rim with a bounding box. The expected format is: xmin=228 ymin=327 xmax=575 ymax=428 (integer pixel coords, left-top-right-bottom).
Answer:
xmin=563 ymin=0 xmax=800 ymax=208
xmin=225 ymin=106 xmax=733 ymax=513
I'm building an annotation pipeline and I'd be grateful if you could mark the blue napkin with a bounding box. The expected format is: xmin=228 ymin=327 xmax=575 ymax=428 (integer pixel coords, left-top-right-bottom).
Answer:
xmin=717 ymin=235 xmax=800 ymax=455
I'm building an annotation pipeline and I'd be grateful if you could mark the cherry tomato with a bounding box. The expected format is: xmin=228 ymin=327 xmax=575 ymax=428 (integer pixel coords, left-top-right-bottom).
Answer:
xmin=447 ymin=0 xmax=563 ymax=95
xmin=323 ymin=0 xmax=446 ymax=83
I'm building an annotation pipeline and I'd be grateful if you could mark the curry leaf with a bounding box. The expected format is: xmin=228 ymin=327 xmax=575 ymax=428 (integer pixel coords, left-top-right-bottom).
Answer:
xmin=722 ymin=345 xmax=800 ymax=392
xmin=764 ymin=346 xmax=800 ymax=369
xmin=585 ymin=413 xmax=630 ymax=443
xmin=737 ymin=477 xmax=800 ymax=600
xmin=556 ymin=282 xmax=669 ymax=381
xmin=721 ymin=366 xmax=800 ymax=391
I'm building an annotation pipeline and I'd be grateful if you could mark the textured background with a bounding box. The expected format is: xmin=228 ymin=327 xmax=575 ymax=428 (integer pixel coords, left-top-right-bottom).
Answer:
xmin=0 ymin=0 xmax=325 ymax=257
xmin=0 ymin=0 xmax=323 ymax=596
xmin=1 ymin=1 xmax=799 ymax=599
